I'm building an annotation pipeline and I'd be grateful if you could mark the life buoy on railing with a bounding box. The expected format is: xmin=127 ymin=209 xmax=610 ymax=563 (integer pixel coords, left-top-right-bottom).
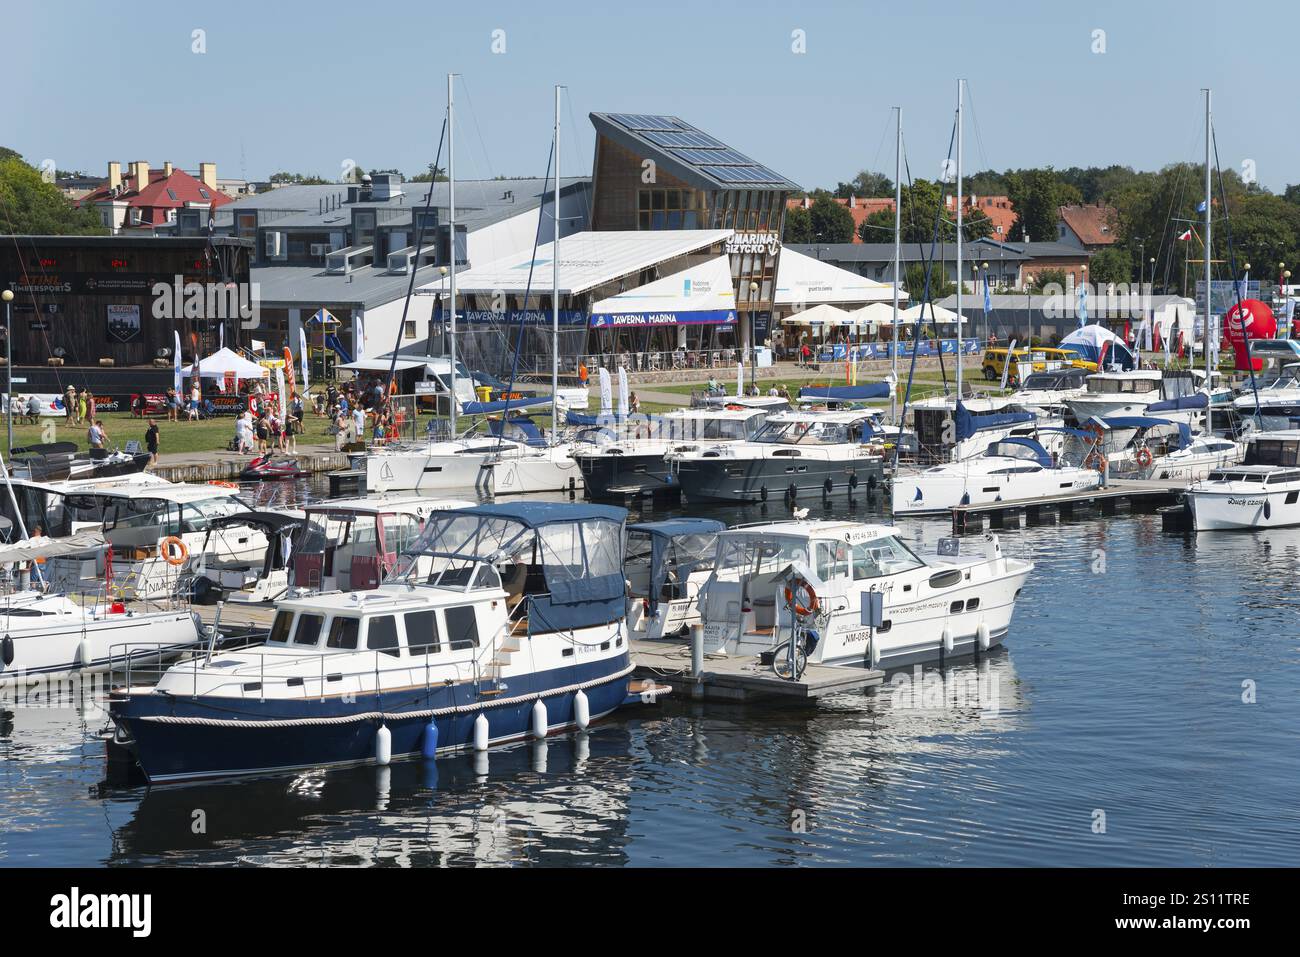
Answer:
xmin=208 ymin=480 xmax=238 ymax=489
xmin=1085 ymin=449 xmax=1108 ymax=472
xmin=1134 ymin=446 xmax=1154 ymax=469
xmin=161 ymin=536 xmax=189 ymax=566
xmin=783 ymin=577 xmax=820 ymax=618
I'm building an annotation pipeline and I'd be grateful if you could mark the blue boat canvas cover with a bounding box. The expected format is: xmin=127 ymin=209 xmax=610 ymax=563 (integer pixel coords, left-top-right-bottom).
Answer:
xmin=954 ymin=400 xmax=1035 ymax=441
xmin=406 ymin=503 xmax=629 ymax=633
xmin=628 ymin=519 xmax=726 ymax=615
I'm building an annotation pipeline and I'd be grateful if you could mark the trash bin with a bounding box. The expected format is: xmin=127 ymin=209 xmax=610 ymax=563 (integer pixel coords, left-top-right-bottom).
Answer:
xmin=475 ymin=385 xmax=493 ymax=403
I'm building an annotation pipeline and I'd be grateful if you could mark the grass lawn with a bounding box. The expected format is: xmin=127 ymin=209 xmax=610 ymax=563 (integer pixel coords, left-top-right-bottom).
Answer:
xmin=7 ymin=410 xmax=343 ymax=457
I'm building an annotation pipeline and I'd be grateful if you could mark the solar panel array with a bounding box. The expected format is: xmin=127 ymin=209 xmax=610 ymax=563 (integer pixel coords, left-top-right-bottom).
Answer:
xmin=603 ymin=113 xmax=794 ymax=188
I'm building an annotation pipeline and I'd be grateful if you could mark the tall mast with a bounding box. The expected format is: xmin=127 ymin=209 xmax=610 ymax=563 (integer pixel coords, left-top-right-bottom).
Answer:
xmin=891 ymin=105 xmax=902 ymax=424
xmin=447 ymin=73 xmax=458 ymax=434
xmin=955 ymin=79 xmax=963 ymax=399
xmin=1203 ymin=87 xmax=1213 ymax=434
xmin=552 ymin=84 xmax=561 ymax=435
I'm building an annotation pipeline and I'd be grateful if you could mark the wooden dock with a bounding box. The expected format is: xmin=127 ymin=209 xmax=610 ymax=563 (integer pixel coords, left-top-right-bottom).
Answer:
xmin=949 ymin=478 xmax=1188 ymax=533
xmin=629 ymin=639 xmax=883 ymax=703
xmin=151 ymin=449 xmax=348 ymax=484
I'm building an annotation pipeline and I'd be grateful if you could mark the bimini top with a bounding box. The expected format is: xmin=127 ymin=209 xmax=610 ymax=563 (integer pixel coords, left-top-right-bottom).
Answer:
xmin=628 ymin=518 xmax=726 ymax=539
xmin=720 ymin=519 xmax=899 ymax=545
xmin=1085 ymin=415 xmax=1192 ymax=449
xmin=798 ymin=383 xmax=891 ymax=402
xmin=409 ymin=502 xmax=629 ymax=634
xmin=985 ymin=437 xmax=1052 ymax=468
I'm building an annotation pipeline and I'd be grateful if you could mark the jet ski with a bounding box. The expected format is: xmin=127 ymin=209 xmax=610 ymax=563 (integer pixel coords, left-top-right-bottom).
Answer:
xmin=239 ymin=453 xmax=306 ymax=481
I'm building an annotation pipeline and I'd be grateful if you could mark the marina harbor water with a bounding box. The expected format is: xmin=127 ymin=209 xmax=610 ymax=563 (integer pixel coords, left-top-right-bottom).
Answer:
xmin=0 ymin=475 xmax=1296 ymax=866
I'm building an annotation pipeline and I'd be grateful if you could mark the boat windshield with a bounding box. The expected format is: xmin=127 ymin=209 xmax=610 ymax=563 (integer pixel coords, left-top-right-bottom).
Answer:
xmin=1087 ymin=377 xmax=1158 ymax=395
xmin=752 ymin=419 xmax=857 ymax=445
xmin=1258 ymin=365 xmax=1300 ymax=390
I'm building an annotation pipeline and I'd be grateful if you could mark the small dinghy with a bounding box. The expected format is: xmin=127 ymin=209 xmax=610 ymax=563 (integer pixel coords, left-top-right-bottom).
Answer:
xmin=240 ymin=454 xmax=306 ymax=481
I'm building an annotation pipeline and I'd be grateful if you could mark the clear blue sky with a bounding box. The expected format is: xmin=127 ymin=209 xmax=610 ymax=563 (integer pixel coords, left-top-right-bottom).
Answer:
xmin=9 ymin=0 xmax=1295 ymax=192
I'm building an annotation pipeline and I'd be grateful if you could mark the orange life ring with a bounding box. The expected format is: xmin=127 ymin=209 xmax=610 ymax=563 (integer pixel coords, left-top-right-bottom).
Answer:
xmin=783 ymin=577 xmax=820 ymax=618
xmin=161 ymin=536 xmax=189 ymax=566
xmin=208 ymin=480 xmax=238 ymax=488
xmin=1085 ymin=449 xmax=1108 ymax=472
xmin=1134 ymin=446 xmax=1154 ymax=468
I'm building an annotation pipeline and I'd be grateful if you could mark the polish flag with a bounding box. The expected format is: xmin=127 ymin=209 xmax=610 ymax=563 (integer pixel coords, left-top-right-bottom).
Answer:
xmin=1177 ymin=229 xmax=1193 ymax=241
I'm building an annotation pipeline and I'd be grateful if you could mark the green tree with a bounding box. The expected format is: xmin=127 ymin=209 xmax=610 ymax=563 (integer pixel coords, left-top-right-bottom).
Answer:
xmin=1006 ymin=168 xmax=1082 ymax=243
xmin=807 ymin=191 xmax=854 ymax=243
xmin=269 ymin=171 xmax=331 ymax=185
xmin=833 ymin=170 xmax=893 ymax=199
xmin=408 ymin=163 xmax=448 ymax=183
xmin=0 ymin=151 xmax=105 ymax=234
xmin=1026 ymin=268 xmax=1069 ymax=294
xmin=903 ymin=262 xmax=955 ymax=300
xmin=783 ymin=204 xmax=812 ymax=244
xmin=1088 ymin=246 xmax=1132 ymax=285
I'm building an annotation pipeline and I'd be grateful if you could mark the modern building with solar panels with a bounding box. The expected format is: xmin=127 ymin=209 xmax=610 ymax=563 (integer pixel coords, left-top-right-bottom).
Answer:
xmin=586 ymin=112 xmax=798 ymax=357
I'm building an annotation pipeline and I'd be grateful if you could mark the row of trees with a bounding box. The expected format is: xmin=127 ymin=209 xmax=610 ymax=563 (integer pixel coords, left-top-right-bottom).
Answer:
xmin=787 ymin=161 xmax=1300 ymax=295
xmin=0 ymin=148 xmax=105 ymax=235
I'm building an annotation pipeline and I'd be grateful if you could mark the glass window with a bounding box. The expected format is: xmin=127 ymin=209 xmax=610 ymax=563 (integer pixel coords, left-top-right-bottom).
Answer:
xmin=816 ymin=541 xmax=849 ymax=581
xmin=268 ymin=610 xmax=293 ymax=643
xmin=444 ymin=605 xmax=479 ymax=649
xmin=327 ymin=616 xmax=359 ymax=650
xmin=405 ymin=609 xmax=440 ymax=655
xmin=294 ymin=613 xmax=324 ymax=646
xmin=367 ymin=616 xmax=400 ymax=657
xmin=850 ymin=537 xmax=926 ymax=579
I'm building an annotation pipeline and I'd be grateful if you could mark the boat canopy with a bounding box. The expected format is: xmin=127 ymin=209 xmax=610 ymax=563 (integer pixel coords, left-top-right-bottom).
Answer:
xmin=628 ymin=518 xmax=726 ymax=616
xmin=1146 ymin=392 xmax=1208 ymax=413
xmin=798 ymin=383 xmax=891 ymax=402
xmin=1087 ymin=415 xmax=1192 ymax=448
xmin=954 ymin=400 xmax=1035 ymax=441
xmin=208 ymin=510 xmax=303 ymax=534
xmin=460 ymin=396 xmax=551 ymax=416
xmin=986 ymin=437 xmax=1053 ymax=467
xmin=487 ymin=416 xmax=547 ymax=447
xmin=409 ymin=502 xmax=629 ymax=632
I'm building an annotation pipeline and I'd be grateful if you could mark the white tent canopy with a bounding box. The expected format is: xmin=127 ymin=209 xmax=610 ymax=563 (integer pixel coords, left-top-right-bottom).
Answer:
xmin=848 ymin=302 xmax=902 ymax=326
xmin=590 ymin=255 xmax=737 ymax=324
xmin=780 ymin=303 xmax=854 ymax=326
xmin=774 ymin=247 xmax=895 ymax=307
xmin=186 ymin=347 xmax=269 ymax=380
xmin=899 ymin=303 xmax=968 ymax=325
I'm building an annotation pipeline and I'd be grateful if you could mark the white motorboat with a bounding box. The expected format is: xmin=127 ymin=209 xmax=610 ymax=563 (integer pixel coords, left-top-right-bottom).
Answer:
xmin=907 ymin=396 xmax=1053 ymax=463
xmin=1076 ymin=417 xmax=1243 ymax=482
xmin=697 ymin=520 xmax=1033 ymax=670
xmin=1231 ymin=362 xmax=1300 ymax=430
xmin=624 ymin=518 xmax=725 ymax=641
xmin=891 ymin=436 xmax=1101 ymax=517
xmin=1187 ymin=431 xmax=1300 ymax=531
xmin=1066 ymin=369 xmax=1214 ymax=424
xmin=1005 ymin=367 xmax=1090 ymax=415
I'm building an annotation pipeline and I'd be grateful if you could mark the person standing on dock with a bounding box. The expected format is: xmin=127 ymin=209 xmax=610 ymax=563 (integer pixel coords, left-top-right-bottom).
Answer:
xmin=144 ymin=418 xmax=160 ymax=467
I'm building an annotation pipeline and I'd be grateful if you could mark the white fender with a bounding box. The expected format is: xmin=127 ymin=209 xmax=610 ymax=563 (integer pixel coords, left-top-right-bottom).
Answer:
xmin=78 ymin=637 xmax=93 ymax=669
xmin=473 ymin=713 xmax=490 ymax=752
xmin=869 ymin=638 xmax=881 ymax=669
xmin=531 ymin=699 xmax=548 ymax=739
xmin=374 ymin=724 xmax=392 ymax=766
xmin=942 ymin=627 xmax=954 ymax=653
xmin=574 ymin=689 xmax=590 ymax=730
xmin=977 ymin=621 xmax=991 ymax=651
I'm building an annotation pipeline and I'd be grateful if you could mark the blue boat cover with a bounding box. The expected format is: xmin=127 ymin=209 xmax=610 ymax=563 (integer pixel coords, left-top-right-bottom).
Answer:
xmin=461 ymin=396 xmax=552 ymax=416
xmin=1089 ymin=415 xmax=1192 ymax=448
xmin=798 ymin=383 xmax=892 ymax=401
xmin=954 ymin=400 xmax=1035 ymax=441
xmin=628 ymin=519 xmax=726 ymax=616
xmin=487 ymin=416 xmax=547 ymax=447
xmin=1146 ymin=393 xmax=1208 ymax=413
xmin=986 ymin=437 xmax=1052 ymax=467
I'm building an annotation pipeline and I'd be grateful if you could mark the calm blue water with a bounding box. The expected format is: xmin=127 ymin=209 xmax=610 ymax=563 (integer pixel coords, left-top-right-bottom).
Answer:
xmin=1 ymin=481 xmax=1297 ymax=866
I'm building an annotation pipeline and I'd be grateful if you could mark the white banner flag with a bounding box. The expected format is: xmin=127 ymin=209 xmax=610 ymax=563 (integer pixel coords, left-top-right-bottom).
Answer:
xmin=298 ymin=326 xmax=310 ymax=395
xmin=275 ymin=367 xmax=287 ymax=418
xmin=1000 ymin=338 xmax=1018 ymax=391
xmin=355 ymin=315 xmax=365 ymax=361
xmin=173 ymin=330 xmax=183 ymax=395
xmin=598 ymin=368 xmax=613 ymax=417
xmin=617 ymin=366 xmax=630 ymax=419
xmin=736 ymin=361 xmax=744 ymax=397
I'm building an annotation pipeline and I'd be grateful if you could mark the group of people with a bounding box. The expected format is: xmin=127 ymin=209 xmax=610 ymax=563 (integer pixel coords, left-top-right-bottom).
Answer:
xmin=233 ymin=394 xmax=304 ymax=455
xmin=320 ymin=378 xmax=398 ymax=451
xmin=8 ymin=394 xmax=44 ymax=424
xmin=61 ymin=385 xmax=98 ymax=425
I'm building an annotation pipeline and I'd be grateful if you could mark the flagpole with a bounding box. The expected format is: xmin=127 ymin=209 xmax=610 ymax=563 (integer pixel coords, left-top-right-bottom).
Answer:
xmin=448 ymin=72 xmax=458 ymax=436
xmin=955 ymin=78 xmax=964 ymax=400
xmin=891 ymin=105 xmax=901 ymax=424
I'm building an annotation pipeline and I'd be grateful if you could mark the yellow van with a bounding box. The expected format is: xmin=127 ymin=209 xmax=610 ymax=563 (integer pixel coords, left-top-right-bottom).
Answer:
xmin=981 ymin=348 xmax=1041 ymax=386
xmin=1038 ymin=347 xmax=1098 ymax=372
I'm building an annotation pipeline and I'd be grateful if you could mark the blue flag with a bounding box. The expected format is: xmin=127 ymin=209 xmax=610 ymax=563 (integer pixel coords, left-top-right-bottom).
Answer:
xmin=1196 ymin=200 xmax=1208 ymax=213
xmin=1078 ymin=284 xmax=1088 ymax=327
xmin=983 ymin=275 xmax=992 ymax=315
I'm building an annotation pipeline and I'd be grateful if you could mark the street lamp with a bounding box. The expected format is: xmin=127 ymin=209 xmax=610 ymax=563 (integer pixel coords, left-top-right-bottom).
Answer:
xmin=747 ymin=281 xmax=759 ymax=391
xmin=2 ymin=289 xmax=12 ymax=456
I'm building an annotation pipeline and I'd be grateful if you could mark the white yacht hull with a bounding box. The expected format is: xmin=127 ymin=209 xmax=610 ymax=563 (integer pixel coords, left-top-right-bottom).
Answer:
xmin=365 ymin=446 xmax=583 ymax=494
xmin=1187 ymin=487 xmax=1300 ymax=531
xmin=891 ymin=465 xmax=1101 ymax=516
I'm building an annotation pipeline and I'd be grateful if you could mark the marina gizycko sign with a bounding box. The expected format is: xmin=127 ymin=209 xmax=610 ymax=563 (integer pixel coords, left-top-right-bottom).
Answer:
xmin=725 ymin=231 xmax=780 ymax=256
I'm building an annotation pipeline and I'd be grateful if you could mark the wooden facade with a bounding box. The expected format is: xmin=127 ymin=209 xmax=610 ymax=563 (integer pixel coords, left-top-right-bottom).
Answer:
xmin=0 ymin=236 xmax=253 ymax=367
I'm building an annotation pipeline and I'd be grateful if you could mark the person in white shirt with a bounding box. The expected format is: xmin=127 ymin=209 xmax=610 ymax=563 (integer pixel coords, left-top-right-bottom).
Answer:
xmin=352 ymin=406 xmax=365 ymax=444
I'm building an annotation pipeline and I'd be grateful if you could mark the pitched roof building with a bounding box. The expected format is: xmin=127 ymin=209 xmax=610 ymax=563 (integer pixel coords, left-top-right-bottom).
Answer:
xmin=1057 ymin=203 xmax=1119 ymax=249
xmin=77 ymin=161 xmax=232 ymax=233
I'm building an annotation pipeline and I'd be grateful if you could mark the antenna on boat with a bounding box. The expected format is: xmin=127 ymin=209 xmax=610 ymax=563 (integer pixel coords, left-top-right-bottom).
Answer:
xmin=552 ymin=83 xmax=561 ymax=445
xmin=891 ymin=105 xmax=901 ymax=425
xmin=1202 ymin=87 xmax=1212 ymax=436
xmin=955 ymin=78 xmax=964 ymax=402
xmin=448 ymin=72 xmax=459 ymax=436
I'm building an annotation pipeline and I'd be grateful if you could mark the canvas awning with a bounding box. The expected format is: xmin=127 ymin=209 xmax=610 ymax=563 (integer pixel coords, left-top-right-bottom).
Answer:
xmin=780 ymin=303 xmax=854 ymax=326
xmin=774 ymin=247 xmax=895 ymax=306
xmin=589 ymin=255 xmax=737 ymax=328
xmin=186 ymin=347 xmax=269 ymax=379
xmin=338 ymin=358 xmax=428 ymax=373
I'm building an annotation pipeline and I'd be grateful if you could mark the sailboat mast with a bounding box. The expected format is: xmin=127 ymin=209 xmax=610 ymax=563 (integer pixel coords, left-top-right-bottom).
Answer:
xmin=448 ymin=73 xmax=458 ymax=435
xmin=891 ymin=105 xmax=901 ymax=424
xmin=955 ymin=79 xmax=963 ymax=399
xmin=1203 ymin=87 xmax=1213 ymax=434
xmin=552 ymin=84 xmax=561 ymax=434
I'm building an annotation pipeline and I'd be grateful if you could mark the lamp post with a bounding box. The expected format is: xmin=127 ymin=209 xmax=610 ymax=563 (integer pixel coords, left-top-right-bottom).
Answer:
xmin=748 ymin=280 xmax=758 ymax=391
xmin=2 ymin=289 xmax=12 ymax=455
xmin=980 ymin=261 xmax=989 ymax=345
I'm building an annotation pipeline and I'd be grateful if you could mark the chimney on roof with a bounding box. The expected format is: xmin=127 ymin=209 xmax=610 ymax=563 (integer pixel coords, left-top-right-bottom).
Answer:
xmin=163 ymin=161 xmax=173 ymax=177
xmin=128 ymin=161 xmax=149 ymax=190
xmin=107 ymin=161 xmax=121 ymax=191
xmin=849 ymin=195 xmax=856 ymax=209
xmin=199 ymin=162 xmax=217 ymax=190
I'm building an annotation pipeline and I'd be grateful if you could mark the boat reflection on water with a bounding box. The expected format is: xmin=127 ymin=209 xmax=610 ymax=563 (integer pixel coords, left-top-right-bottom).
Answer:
xmin=103 ymin=728 xmax=638 ymax=867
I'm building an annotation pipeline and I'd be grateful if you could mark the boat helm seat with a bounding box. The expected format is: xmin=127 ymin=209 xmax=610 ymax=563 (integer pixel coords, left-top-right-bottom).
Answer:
xmin=501 ymin=560 xmax=528 ymax=610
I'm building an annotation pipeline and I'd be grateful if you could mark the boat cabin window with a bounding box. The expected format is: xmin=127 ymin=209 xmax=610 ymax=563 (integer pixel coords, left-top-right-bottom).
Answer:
xmin=443 ymin=605 xmax=479 ymax=649
xmin=366 ymin=616 xmax=400 ymax=657
xmin=815 ymin=541 xmax=850 ymax=582
xmin=1087 ymin=377 xmax=1155 ymax=395
xmin=268 ymin=610 xmax=294 ymax=644
xmin=294 ymin=613 xmax=324 ymax=646
xmin=850 ymin=536 xmax=926 ymax=580
xmin=753 ymin=419 xmax=853 ymax=446
xmin=472 ymin=564 xmax=501 ymax=590
xmin=404 ymin=609 xmax=441 ymax=655
xmin=180 ymin=496 xmax=249 ymax=533
xmin=716 ymin=535 xmax=810 ymax=575
xmin=327 ymin=616 xmax=360 ymax=650
xmin=1267 ymin=470 xmax=1300 ymax=484
xmin=1247 ymin=439 xmax=1300 ymax=467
